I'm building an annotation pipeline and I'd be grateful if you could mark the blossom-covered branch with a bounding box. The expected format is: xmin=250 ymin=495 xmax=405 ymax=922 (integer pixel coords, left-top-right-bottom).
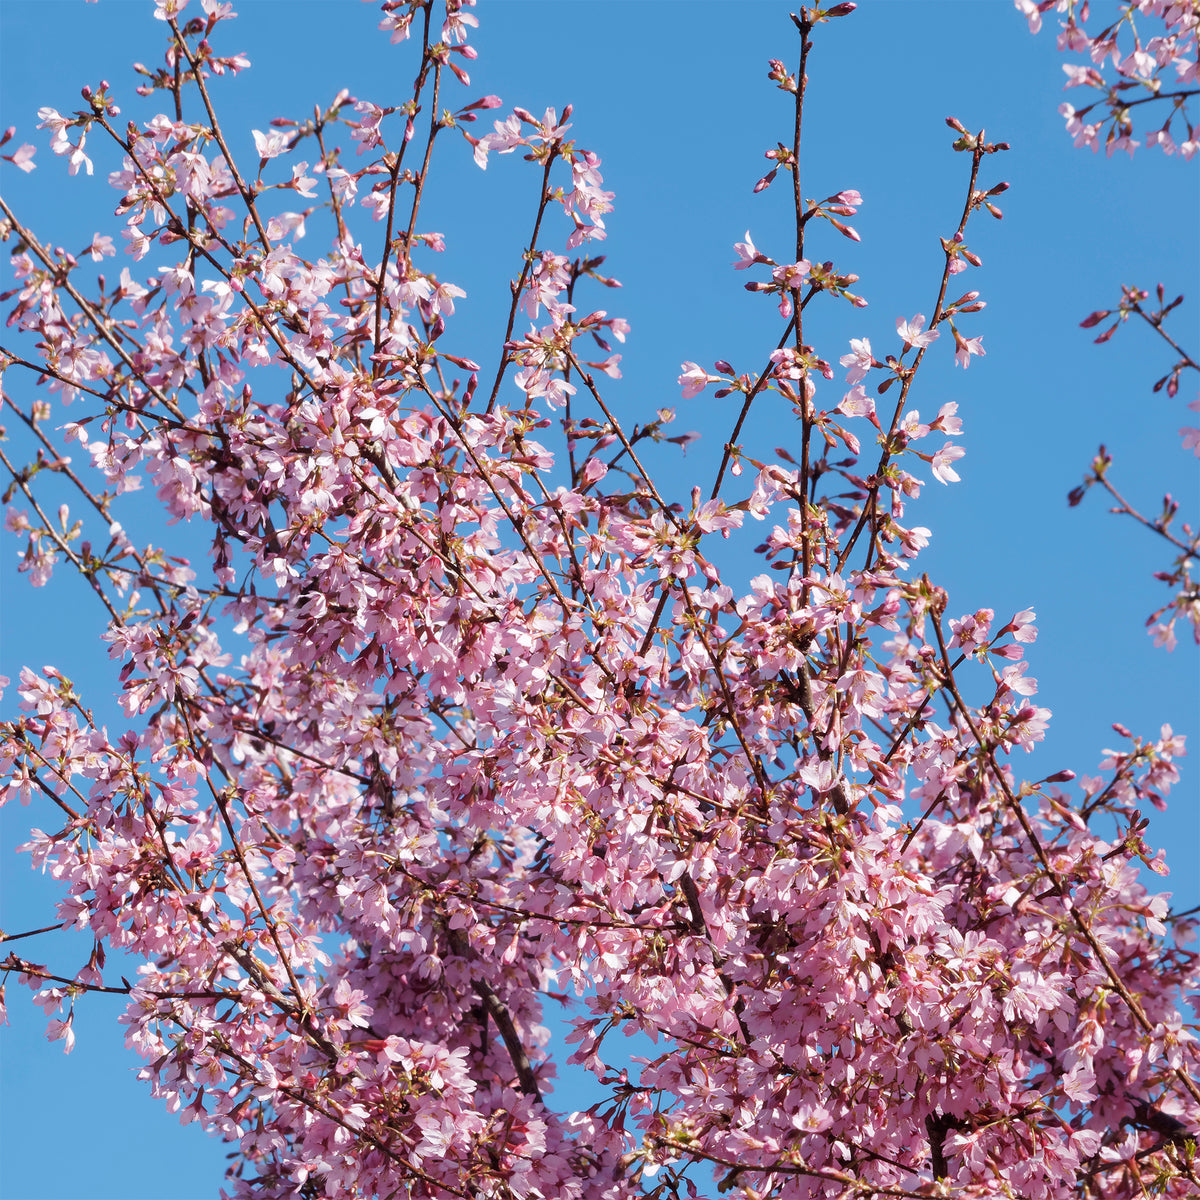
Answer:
xmin=1017 ymin=0 xmax=1199 ymax=157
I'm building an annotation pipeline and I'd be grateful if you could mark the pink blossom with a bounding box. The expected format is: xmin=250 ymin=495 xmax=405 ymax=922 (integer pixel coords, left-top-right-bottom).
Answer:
xmin=732 ymin=230 xmax=768 ymax=270
xmin=999 ymin=661 xmax=1039 ymax=697
xmin=528 ymin=105 xmax=571 ymax=143
xmin=1151 ymin=620 xmax=1178 ymax=650
xmin=471 ymin=113 xmax=526 ymax=168
xmin=931 ymin=401 xmax=962 ymax=433
xmin=954 ymin=332 xmax=986 ymax=368
xmin=678 ymin=361 xmax=715 ymax=399
xmin=1014 ymin=0 xmax=1042 ymax=34
xmin=797 ymin=757 xmax=841 ymax=796
xmin=1008 ymin=608 xmax=1038 ymax=643
xmin=693 ymin=498 xmax=743 ymax=534
xmin=428 ymin=279 xmax=466 ymax=316
xmin=839 ymin=336 xmax=874 ymax=383
xmin=86 ymin=234 xmax=115 ymax=262
xmin=251 ymin=128 xmax=289 ymax=160
xmin=35 ymin=107 xmax=69 ymax=139
xmin=4 ymin=143 xmax=36 ymax=173
xmin=442 ymin=6 xmax=479 ymax=45
xmin=289 ymin=162 xmax=318 ymax=197
xmin=949 ymin=608 xmax=994 ymax=653
xmin=46 ymin=1016 xmax=75 ymax=1054
xmin=900 ymin=409 xmax=930 ymax=440
xmin=379 ymin=10 xmax=414 ymax=42
xmin=580 ymin=457 xmax=607 ymax=486
xmin=930 ymin=440 xmax=965 ymax=483
xmin=772 ymin=260 xmax=810 ymax=289
xmin=837 ymin=384 xmax=878 ymax=425
xmin=65 ymin=142 xmax=93 ymax=177
xmin=896 ymin=313 xmax=939 ymax=349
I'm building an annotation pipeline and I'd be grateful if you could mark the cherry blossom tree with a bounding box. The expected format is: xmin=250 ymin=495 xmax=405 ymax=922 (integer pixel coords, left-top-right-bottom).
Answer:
xmin=1 ymin=2 xmax=1197 ymax=1199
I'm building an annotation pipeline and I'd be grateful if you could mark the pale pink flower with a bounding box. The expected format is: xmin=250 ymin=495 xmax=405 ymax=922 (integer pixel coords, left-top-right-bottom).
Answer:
xmin=122 ymin=225 xmax=153 ymax=260
xmin=839 ymin=337 xmax=874 ymax=384
xmin=530 ymin=106 xmax=571 ymax=143
xmin=900 ymin=410 xmax=930 ymax=440
xmin=326 ymin=167 xmax=358 ymax=203
xmin=694 ymin=498 xmax=742 ymax=534
xmin=1009 ymin=609 xmax=1038 ymax=643
xmin=331 ymin=978 xmax=373 ymax=1028
xmin=954 ymin=333 xmax=986 ymax=368
xmin=289 ymin=162 xmax=318 ymax=197
xmin=797 ymin=758 xmax=840 ymax=795
xmin=1118 ymin=49 xmax=1157 ymax=82
xmin=1014 ymin=0 xmax=1042 ymax=34
xmin=65 ymin=141 xmax=93 ymax=177
xmin=732 ymin=231 xmax=768 ymax=270
xmin=379 ymin=10 xmax=414 ymax=42
xmin=472 ymin=113 xmax=527 ymax=168
xmin=266 ymin=211 xmax=307 ymax=241
xmin=772 ymin=260 xmax=810 ymax=290
xmin=442 ymin=7 xmax=479 ymax=44
xmin=931 ymin=401 xmax=962 ymax=433
xmin=930 ymin=441 xmax=965 ymax=483
xmin=35 ymin=107 xmax=69 ymax=138
xmin=1000 ymin=661 xmax=1038 ymax=697
xmin=1151 ymin=621 xmax=1178 ymax=651
xmin=251 ymin=128 xmax=289 ymax=160
xmin=580 ymin=457 xmax=607 ymax=486
xmin=678 ymin=362 xmax=715 ymax=400
xmin=46 ymin=1016 xmax=75 ymax=1054
xmin=4 ymin=143 xmax=36 ymax=173
xmin=896 ymin=314 xmax=939 ymax=349
xmin=837 ymin=384 xmax=877 ymax=424
xmin=86 ymin=234 xmax=115 ymax=262
xmin=949 ymin=608 xmax=994 ymax=653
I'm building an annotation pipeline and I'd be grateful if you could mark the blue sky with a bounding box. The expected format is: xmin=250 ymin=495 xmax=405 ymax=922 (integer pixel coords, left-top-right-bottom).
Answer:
xmin=0 ymin=2 xmax=1196 ymax=1197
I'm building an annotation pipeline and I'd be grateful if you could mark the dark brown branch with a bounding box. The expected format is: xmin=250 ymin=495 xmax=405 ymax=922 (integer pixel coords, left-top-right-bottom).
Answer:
xmin=446 ymin=927 xmax=542 ymax=1102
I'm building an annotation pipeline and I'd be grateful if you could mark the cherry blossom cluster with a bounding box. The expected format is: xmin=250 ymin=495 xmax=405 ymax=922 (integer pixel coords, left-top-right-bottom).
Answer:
xmin=1 ymin=3 xmax=1196 ymax=1199
xmin=1016 ymin=0 xmax=1198 ymax=157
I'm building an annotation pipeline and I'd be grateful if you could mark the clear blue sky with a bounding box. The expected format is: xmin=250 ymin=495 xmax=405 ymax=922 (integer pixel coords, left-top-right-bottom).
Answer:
xmin=1 ymin=2 xmax=1196 ymax=1197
